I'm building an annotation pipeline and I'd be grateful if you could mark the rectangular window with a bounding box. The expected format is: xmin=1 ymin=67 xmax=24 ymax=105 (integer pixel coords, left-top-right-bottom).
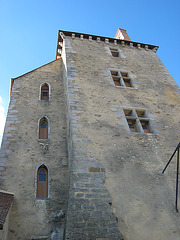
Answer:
xmin=123 ymin=78 xmax=132 ymax=87
xmin=123 ymin=109 xmax=152 ymax=133
xmin=110 ymin=70 xmax=133 ymax=88
xmin=140 ymin=120 xmax=151 ymax=133
xmin=110 ymin=70 xmax=121 ymax=86
xmin=120 ymin=72 xmax=132 ymax=87
xmin=127 ymin=119 xmax=137 ymax=132
xmin=124 ymin=109 xmax=133 ymax=117
xmin=110 ymin=47 xmax=119 ymax=57
xmin=136 ymin=110 xmax=145 ymax=118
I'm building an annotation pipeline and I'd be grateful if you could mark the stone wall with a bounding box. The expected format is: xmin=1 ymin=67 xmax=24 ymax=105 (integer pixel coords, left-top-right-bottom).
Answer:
xmin=62 ymin=39 xmax=123 ymax=240
xmin=62 ymin=35 xmax=180 ymax=240
xmin=0 ymin=59 xmax=69 ymax=239
xmin=0 ymin=31 xmax=180 ymax=240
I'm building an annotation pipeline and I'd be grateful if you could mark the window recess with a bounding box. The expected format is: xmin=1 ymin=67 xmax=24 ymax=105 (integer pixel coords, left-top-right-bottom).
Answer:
xmin=110 ymin=70 xmax=133 ymax=88
xmin=123 ymin=109 xmax=152 ymax=134
xmin=109 ymin=47 xmax=119 ymax=57
xmin=39 ymin=117 xmax=48 ymax=139
xmin=140 ymin=120 xmax=151 ymax=133
xmin=110 ymin=70 xmax=121 ymax=86
xmin=41 ymin=83 xmax=49 ymax=100
xmin=127 ymin=119 xmax=138 ymax=132
xmin=36 ymin=165 xmax=48 ymax=199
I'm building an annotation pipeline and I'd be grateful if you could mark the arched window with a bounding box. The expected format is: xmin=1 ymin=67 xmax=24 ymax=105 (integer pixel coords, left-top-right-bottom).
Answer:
xmin=36 ymin=165 xmax=48 ymax=198
xmin=39 ymin=118 xmax=48 ymax=139
xmin=41 ymin=83 xmax=49 ymax=100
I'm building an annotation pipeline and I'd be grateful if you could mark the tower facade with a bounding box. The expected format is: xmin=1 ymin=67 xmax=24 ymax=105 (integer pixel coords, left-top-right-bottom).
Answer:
xmin=0 ymin=29 xmax=180 ymax=240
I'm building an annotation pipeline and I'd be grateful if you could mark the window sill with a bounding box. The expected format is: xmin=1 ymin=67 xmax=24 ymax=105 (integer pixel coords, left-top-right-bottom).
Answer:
xmin=36 ymin=198 xmax=49 ymax=200
xmin=38 ymin=139 xmax=50 ymax=143
xmin=129 ymin=131 xmax=158 ymax=136
xmin=114 ymin=85 xmax=137 ymax=90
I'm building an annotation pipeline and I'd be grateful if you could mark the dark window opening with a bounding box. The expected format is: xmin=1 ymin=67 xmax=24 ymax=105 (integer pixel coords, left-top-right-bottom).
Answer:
xmin=136 ymin=111 xmax=145 ymax=118
xmin=124 ymin=78 xmax=132 ymax=87
xmin=124 ymin=109 xmax=133 ymax=117
xmin=111 ymin=71 xmax=122 ymax=86
xmin=124 ymin=108 xmax=152 ymax=134
xmin=111 ymin=70 xmax=118 ymax=76
xmin=36 ymin=166 xmax=48 ymax=199
xmin=127 ymin=119 xmax=137 ymax=132
xmin=41 ymin=84 xmax=49 ymax=100
xmin=43 ymin=92 xmax=48 ymax=96
xmin=110 ymin=70 xmax=133 ymax=88
xmin=114 ymin=79 xmax=121 ymax=86
xmin=141 ymin=120 xmax=151 ymax=133
xmin=121 ymin=72 xmax=133 ymax=88
xmin=110 ymin=47 xmax=119 ymax=57
xmin=121 ymin=72 xmax=128 ymax=78
xmin=39 ymin=119 xmax=48 ymax=139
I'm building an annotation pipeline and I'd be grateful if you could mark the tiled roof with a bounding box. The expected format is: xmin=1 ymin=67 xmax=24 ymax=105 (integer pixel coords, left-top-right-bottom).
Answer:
xmin=0 ymin=190 xmax=14 ymax=230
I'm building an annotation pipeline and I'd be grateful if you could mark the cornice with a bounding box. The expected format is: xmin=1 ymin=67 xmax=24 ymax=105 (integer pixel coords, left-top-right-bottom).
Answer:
xmin=56 ymin=30 xmax=159 ymax=59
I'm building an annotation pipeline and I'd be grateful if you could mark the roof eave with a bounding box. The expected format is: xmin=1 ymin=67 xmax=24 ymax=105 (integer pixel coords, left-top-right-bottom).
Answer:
xmin=56 ymin=29 xmax=159 ymax=59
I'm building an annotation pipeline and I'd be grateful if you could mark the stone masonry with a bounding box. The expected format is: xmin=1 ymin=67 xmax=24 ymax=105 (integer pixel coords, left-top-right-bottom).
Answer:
xmin=62 ymin=39 xmax=123 ymax=240
xmin=0 ymin=29 xmax=180 ymax=240
xmin=60 ymin=31 xmax=180 ymax=240
xmin=0 ymin=60 xmax=69 ymax=239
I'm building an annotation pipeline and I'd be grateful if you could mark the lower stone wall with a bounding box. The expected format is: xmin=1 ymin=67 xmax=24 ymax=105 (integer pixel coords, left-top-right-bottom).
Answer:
xmin=0 ymin=60 xmax=69 ymax=240
xmin=63 ymin=39 xmax=123 ymax=239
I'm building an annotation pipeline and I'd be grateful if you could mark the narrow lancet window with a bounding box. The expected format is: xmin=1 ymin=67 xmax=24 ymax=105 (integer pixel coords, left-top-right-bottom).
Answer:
xmin=36 ymin=165 xmax=48 ymax=198
xmin=39 ymin=118 xmax=48 ymax=139
xmin=41 ymin=83 xmax=49 ymax=100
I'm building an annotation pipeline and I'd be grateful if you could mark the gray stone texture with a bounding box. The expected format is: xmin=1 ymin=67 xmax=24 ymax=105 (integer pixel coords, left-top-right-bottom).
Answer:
xmin=0 ymin=32 xmax=180 ymax=240
xmin=0 ymin=60 xmax=69 ymax=239
xmin=62 ymin=36 xmax=180 ymax=240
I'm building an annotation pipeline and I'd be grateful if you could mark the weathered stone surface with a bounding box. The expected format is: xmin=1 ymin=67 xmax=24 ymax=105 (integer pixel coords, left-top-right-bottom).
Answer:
xmin=62 ymin=36 xmax=180 ymax=240
xmin=0 ymin=60 xmax=69 ymax=239
xmin=0 ymin=30 xmax=180 ymax=240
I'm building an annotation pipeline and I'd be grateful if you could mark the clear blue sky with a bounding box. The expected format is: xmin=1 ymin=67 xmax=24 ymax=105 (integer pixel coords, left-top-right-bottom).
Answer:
xmin=0 ymin=0 xmax=180 ymax=142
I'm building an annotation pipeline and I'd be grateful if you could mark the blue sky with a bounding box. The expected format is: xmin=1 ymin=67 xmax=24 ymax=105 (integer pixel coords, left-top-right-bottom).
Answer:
xmin=0 ymin=0 xmax=180 ymax=143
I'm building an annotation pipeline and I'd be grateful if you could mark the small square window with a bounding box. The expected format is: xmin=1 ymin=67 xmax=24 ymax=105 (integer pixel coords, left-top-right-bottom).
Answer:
xmin=140 ymin=120 xmax=151 ymax=133
xmin=120 ymin=72 xmax=132 ymax=88
xmin=123 ymin=108 xmax=152 ymax=134
xmin=110 ymin=47 xmax=119 ymax=57
xmin=121 ymin=72 xmax=128 ymax=78
xmin=127 ymin=119 xmax=137 ymax=132
xmin=111 ymin=71 xmax=122 ymax=86
xmin=113 ymin=78 xmax=121 ymax=86
xmin=111 ymin=70 xmax=118 ymax=76
xmin=124 ymin=78 xmax=132 ymax=88
xmin=136 ymin=110 xmax=145 ymax=118
xmin=124 ymin=109 xmax=133 ymax=117
xmin=110 ymin=70 xmax=134 ymax=88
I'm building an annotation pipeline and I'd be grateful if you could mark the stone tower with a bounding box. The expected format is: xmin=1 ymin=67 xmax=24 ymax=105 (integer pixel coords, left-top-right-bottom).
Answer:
xmin=0 ymin=28 xmax=180 ymax=240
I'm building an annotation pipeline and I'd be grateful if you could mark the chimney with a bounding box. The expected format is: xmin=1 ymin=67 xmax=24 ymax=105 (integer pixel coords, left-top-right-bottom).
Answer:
xmin=115 ymin=28 xmax=131 ymax=41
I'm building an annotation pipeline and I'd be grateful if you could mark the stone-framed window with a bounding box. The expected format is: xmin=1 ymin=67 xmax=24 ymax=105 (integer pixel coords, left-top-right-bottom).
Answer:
xmin=36 ymin=165 xmax=48 ymax=199
xmin=123 ymin=108 xmax=152 ymax=133
xmin=109 ymin=47 xmax=119 ymax=57
xmin=110 ymin=70 xmax=133 ymax=88
xmin=38 ymin=117 xmax=49 ymax=139
xmin=40 ymin=82 xmax=50 ymax=101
